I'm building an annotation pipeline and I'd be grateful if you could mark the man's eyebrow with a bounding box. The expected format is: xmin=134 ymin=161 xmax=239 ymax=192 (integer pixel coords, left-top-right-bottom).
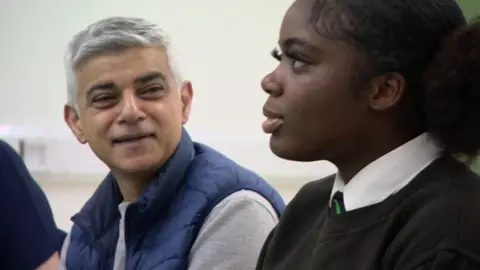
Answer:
xmin=133 ymin=71 xmax=167 ymax=84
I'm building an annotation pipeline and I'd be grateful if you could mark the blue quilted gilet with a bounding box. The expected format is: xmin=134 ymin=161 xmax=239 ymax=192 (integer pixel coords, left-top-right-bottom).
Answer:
xmin=65 ymin=130 xmax=285 ymax=269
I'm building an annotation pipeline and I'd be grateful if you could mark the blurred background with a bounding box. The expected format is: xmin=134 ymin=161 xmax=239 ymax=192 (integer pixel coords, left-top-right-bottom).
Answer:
xmin=0 ymin=0 xmax=479 ymax=231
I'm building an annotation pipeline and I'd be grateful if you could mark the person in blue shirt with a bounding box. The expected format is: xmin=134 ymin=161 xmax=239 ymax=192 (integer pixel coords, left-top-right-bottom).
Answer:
xmin=0 ymin=140 xmax=66 ymax=269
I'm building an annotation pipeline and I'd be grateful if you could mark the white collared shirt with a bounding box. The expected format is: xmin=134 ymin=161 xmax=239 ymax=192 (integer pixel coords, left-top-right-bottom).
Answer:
xmin=330 ymin=133 xmax=441 ymax=211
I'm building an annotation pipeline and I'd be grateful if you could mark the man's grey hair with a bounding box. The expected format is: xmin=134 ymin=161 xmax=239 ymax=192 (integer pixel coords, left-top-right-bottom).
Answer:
xmin=65 ymin=16 xmax=182 ymax=106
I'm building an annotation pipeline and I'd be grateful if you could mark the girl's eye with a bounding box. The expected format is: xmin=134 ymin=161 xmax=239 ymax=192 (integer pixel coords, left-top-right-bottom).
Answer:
xmin=271 ymin=47 xmax=310 ymax=72
xmin=291 ymin=59 xmax=308 ymax=70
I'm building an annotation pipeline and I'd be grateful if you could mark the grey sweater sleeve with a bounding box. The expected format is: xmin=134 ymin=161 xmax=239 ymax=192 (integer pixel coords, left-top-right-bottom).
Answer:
xmin=58 ymin=231 xmax=70 ymax=270
xmin=188 ymin=190 xmax=279 ymax=270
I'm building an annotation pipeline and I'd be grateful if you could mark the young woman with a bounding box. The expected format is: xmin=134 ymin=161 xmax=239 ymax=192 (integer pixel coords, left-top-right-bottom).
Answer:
xmin=257 ymin=0 xmax=480 ymax=269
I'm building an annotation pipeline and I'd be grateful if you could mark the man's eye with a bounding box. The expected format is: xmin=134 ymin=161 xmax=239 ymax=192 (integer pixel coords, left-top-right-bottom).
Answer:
xmin=92 ymin=95 xmax=115 ymax=103
xmin=143 ymin=86 xmax=164 ymax=93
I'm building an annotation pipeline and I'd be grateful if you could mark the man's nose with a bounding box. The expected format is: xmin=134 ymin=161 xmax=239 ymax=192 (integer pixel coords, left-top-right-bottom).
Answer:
xmin=117 ymin=91 xmax=146 ymax=124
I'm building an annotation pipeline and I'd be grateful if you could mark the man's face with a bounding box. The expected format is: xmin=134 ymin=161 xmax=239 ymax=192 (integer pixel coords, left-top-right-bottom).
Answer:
xmin=64 ymin=47 xmax=192 ymax=175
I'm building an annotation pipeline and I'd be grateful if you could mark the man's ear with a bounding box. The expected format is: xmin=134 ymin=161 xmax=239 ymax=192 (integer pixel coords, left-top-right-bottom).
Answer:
xmin=64 ymin=104 xmax=87 ymax=144
xmin=368 ymin=72 xmax=406 ymax=111
xmin=180 ymin=80 xmax=193 ymax=125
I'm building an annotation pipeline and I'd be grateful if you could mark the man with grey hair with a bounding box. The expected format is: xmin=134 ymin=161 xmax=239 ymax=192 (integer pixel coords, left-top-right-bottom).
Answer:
xmin=60 ymin=16 xmax=285 ymax=270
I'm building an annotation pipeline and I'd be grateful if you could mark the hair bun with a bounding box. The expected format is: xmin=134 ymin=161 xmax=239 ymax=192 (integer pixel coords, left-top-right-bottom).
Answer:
xmin=423 ymin=18 xmax=480 ymax=159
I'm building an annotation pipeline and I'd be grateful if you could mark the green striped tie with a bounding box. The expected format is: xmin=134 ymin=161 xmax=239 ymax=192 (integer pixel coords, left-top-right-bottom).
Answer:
xmin=332 ymin=191 xmax=346 ymax=215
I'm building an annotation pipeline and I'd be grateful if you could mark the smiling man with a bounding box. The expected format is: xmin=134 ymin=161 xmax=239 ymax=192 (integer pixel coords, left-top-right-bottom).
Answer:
xmin=59 ymin=17 xmax=285 ymax=270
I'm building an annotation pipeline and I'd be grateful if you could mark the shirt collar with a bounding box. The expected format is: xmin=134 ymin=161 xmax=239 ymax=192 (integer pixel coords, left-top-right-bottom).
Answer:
xmin=330 ymin=133 xmax=441 ymax=211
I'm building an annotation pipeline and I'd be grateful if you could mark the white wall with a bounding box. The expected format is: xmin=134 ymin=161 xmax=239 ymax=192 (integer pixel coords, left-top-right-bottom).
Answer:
xmin=0 ymin=0 xmax=337 ymax=181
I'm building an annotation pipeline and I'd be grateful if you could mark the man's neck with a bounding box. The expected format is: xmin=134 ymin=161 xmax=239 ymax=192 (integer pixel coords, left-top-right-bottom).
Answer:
xmin=114 ymin=171 xmax=156 ymax=202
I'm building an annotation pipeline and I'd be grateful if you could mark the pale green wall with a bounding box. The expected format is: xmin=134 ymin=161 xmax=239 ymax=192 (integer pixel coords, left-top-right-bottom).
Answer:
xmin=458 ymin=0 xmax=480 ymax=19
xmin=458 ymin=0 xmax=480 ymax=173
